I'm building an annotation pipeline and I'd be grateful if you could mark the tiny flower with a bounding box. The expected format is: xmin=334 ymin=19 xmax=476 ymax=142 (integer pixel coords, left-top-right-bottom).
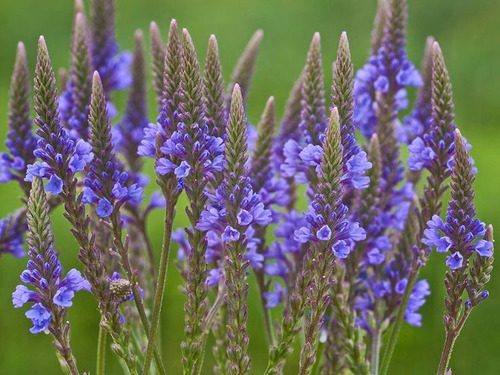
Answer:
xmin=222 ymin=226 xmax=240 ymax=242
xmin=446 ymin=252 xmax=464 ymax=270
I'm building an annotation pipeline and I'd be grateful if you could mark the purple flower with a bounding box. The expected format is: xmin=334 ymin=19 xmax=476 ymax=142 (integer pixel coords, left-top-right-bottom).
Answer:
xmin=263 ymin=283 xmax=286 ymax=308
xmin=446 ymin=252 xmax=464 ymax=270
xmin=317 ymin=225 xmax=332 ymax=241
xmin=25 ymin=303 xmax=52 ymax=334
xmin=206 ymin=268 xmax=223 ymax=287
xmin=96 ymin=198 xmax=113 ymax=218
xmin=222 ymin=226 xmax=240 ymax=242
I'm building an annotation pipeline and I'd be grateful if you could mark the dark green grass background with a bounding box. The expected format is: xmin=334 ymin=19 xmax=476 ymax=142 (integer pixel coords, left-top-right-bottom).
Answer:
xmin=0 ymin=0 xmax=499 ymax=373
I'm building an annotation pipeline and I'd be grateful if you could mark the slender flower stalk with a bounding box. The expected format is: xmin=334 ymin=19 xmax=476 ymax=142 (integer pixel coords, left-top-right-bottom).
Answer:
xmin=250 ymin=96 xmax=277 ymax=344
xmin=141 ymin=19 xmax=184 ymax=375
xmin=150 ymin=21 xmax=166 ymax=111
xmin=175 ymin=29 xmax=225 ymax=375
xmin=86 ymin=71 xmax=165 ymax=375
xmin=380 ymin=41 xmax=458 ymax=375
xmin=0 ymin=42 xmax=35 ymax=194
xmin=12 ymin=177 xmax=84 ymax=375
xmin=59 ymin=11 xmax=92 ymax=139
xmin=219 ymin=85 xmax=255 ymax=374
xmin=297 ymin=108 xmax=365 ymax=374
xmin=226 ymin=29 xmax=263 ymax=108
xmin=204 ymin=35 xmax=227 ymax=138
xmin=370 ymin=0 xmax=388 ymax=55
xmin=423 ymin=130 xmax=494 ymax=374
xmin=29 ymin=36 xmax=138 ymax=373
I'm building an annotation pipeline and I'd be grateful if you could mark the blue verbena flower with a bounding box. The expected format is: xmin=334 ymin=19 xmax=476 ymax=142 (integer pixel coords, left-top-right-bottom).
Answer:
xmin=26 ymin=37 xmax=94 ymax=196
xmin=354 ymin=50 xmax=422 ymax=139
xmin=0 ymin=42 xmax=36 ymax=185
xmin=422 ymin=130 xmax=492 ymax=269
xmin=12 ymin=178 xmax=89 ymax=334
xmin=0 ymin=210 xmax=26 ymax=258
xmin=83 ymin=72 xmax=144 ymax=218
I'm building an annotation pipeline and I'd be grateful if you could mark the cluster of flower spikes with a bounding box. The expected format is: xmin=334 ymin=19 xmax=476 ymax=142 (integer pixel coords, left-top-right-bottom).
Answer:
xmin=12 ymin=178 xmax=89 ymax=333
xmin=0 ymin=43 xmax=37 ymax=186
xmin=423 ymin=130 xmax=493 ymax=270
xmin=281 ymin=33 xmax=371 ymax=191
xmin=353 ymin=5 xmax=423 ymax=141
xmin=347 ymin=0 xmax=434 ymax=329
xmin=264 ymin=32 xmax=371 ymax=308
xmin=25 ymin=37 xmax=94 ymax=196
xmin=138 ymin=20 xmax=224 ymax=187
xmin=83 ymin=72 xmax=144 ymax=218
xmin=59 ymin=1 xmax=131 ymax=140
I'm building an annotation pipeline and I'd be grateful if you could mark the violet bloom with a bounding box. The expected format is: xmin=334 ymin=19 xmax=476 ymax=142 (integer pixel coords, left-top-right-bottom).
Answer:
xmin=12 ymin=178 xmax=89 ymax=333
xmin=423 ymin=130 xmax=492 ymax=269
xmin=83 ymin=72 xmax=144 ymax=218
xmin=25 ymin=37 xmax=94 ymax=196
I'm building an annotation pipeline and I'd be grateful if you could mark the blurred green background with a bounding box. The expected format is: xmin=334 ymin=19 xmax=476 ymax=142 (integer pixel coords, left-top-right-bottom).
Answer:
xmin=0 ymin=0 xmax=499 ymax=373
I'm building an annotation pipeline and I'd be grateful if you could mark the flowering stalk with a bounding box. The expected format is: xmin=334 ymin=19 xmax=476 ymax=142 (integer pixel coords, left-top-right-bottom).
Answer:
xmin=13 ymin=177 xmax=84 ymax=375
xmin=226 ymin=30 xmax=263 ymax=108
xmin=29 ymin=36 xmax=139 ymax=373
xmin=220 ymin=84 xmax=253 ymax=374
xmin=425 ymin=130 xmax=494 ymax=374
xmin=298 ymin=108 xmax=365 ymax=374
xmin=140 ymin=18 xmax=184 ymax=375
xmin=149 ymin=21 xmax=166 ymax=111
xmin=250 ymin=96 xmax=276 ymax=344
xmin=86 ymin=71 xmax=165 ymax=375
xmin=203 ymin=35 xmax=229 ymax=374
xmin=204 ymin=35 xmax=227 ymax=139
xmin=0 ymin=41 xmax=35 ymax=194
xmin=59 ymin=11 xmax=92 ymax=139
xmin=90 ymin=0 xmax=131 ymax=94
xmin=380 ymin=40 xmax=457 ymax=375
xmin=174 ymin=29 xmax=226 ymax=375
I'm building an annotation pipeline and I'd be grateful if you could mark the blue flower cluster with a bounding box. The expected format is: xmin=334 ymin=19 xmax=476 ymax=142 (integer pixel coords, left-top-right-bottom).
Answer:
xmin=196 ymin=175 xmax=273 ymax=285
xmin=141 ymin=120 xmax=225 ymax=187
xmin=25 ymin=132 xmax=94 ymax=195
xmin=281 ymin=140 xmax=371 ymax=190
xmin=294 ymin=200 xmax=366 ymax=258
xmin=83 ymin=164 xmax=144 ymax=218
xmin=0 ymin=213 xmax=26 ymax=258
xmin=423 ymin=214 xmax=492 ymax=270
xmin=353 ymin=45 xmax=423 ymax=139
xmin=0 ymin=132 xmax=37 ymax=183
xmin=13 ymin=261 xmax=89 ymax=333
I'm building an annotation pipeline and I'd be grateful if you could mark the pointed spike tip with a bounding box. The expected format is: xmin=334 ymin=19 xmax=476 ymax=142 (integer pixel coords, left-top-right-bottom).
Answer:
xmin=92 ymin=70 xmax=102 ymax=87
xmin=135 ymin=29 xmax=144 ymax=41
xmin=150 ymin=21 xmax=159 ymax=33
xmin=432 ymin=41 xmax=442 ymax=56
xmin=16 ymin=41 xmax=26 ymax=57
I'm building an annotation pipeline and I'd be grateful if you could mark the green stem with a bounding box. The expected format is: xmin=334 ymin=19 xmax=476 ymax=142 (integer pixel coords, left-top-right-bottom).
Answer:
xmin=436 ymin=331 xmax=456 ymax=375
xmin=142 ymin=199 xmax=176 ymax=375
xmin=255 ymin=271 xmax=275 ymax=345
xmin=380 ymin=268 xmax=417 ymax=375
xmin=370 ymin=322 xmax=382 ymax=375
xmin=110 ymin=213 xmax=166 ymax=375
xmin=311 ymin=340 xmax=325 ymax=375
xmin=436 ymin=310 xmax=471 ymax=375
xmin=97 ymin=325 xmax=107 ymax=375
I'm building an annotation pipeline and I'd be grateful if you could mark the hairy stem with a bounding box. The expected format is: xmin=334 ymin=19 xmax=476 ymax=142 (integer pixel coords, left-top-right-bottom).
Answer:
xmin=380 ymin=267 xmax=417 ymax=375
xmin=97 ymin=324 xmax=107 ymax=375
xmin=142 ymin=197 xmax=176 ymax=374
